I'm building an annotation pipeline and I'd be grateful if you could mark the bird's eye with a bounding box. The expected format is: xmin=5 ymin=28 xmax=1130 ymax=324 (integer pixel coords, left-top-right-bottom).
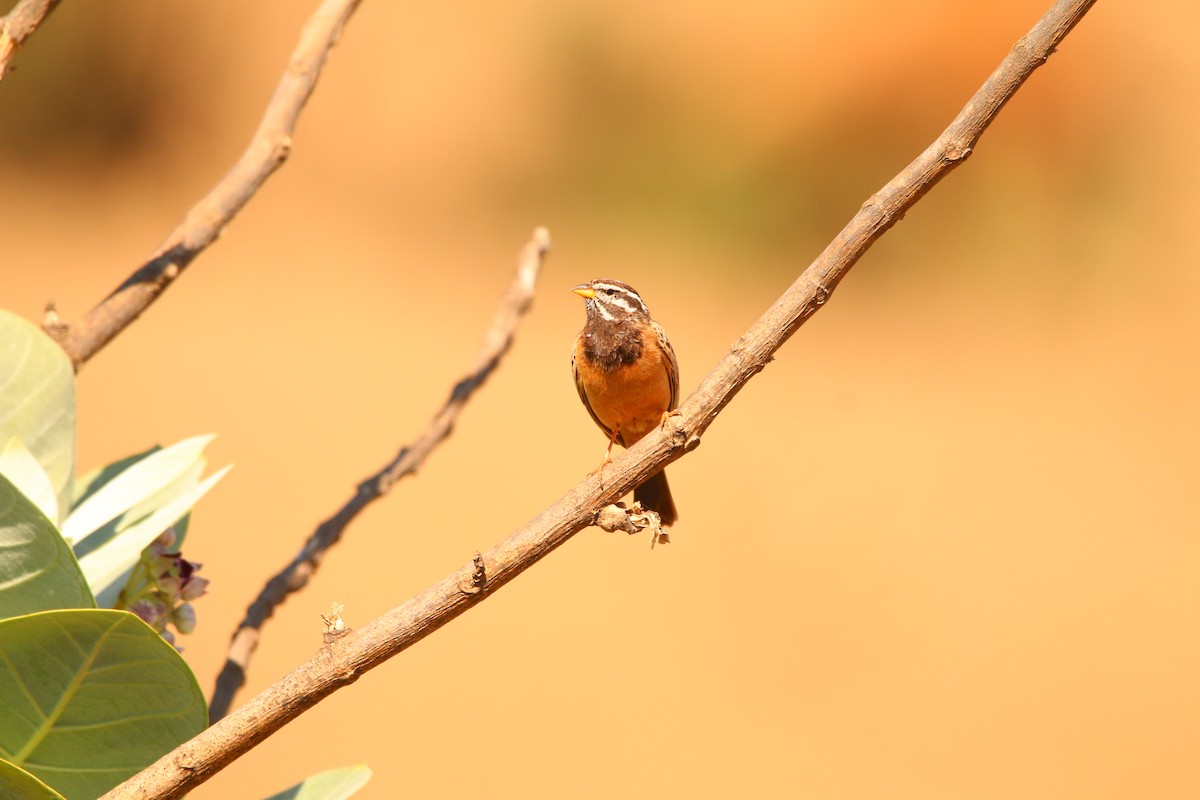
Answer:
xmin=604 ymin=288 xmax=616 ymax=295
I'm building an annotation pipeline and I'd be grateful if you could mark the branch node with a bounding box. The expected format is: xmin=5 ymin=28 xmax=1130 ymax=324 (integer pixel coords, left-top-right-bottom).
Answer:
xmin=41 ymin=301 xmax=68 ymax=345
xmin=1011 ymin=36 xmax=1049 ymax=68
xmin=173 ymin=755 xmax=198 ymax=773
xmin=593 ymin=503 xmax=670 ymax=547
xmin=659 ymin=409 xmax=687 ymax=449
xmin=669 ymin=426 xmax=688 ymax=450
xmin=460 ymin=553 xmax=488 ymax=596
xmin=461 ymin=552 xmax=488 ymax=596
xmin=943 ymin=140 xmax=973 ymax=163
xmin=321 ymin=602 xmax=349 ymax=644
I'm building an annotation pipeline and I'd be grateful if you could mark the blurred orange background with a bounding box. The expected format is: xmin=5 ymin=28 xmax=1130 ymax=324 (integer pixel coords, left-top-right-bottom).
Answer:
xmin=4 ymin=1 xmax=1198 ymax=798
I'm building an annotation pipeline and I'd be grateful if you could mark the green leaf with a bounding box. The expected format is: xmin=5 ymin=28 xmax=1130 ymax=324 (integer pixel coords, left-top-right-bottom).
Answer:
xmin=0 ymin=474 xmax=94 ymax=620
xmin=0 ymin=609 xmax=208 ymax=799
xmin=0 ymin=760 xmax=66 ymax=800
xmin=72 ymin=445 xmax=160 ymax=512
xmin=0 ymin=311 xmax=76 ymax=520
xmin=0 ymin=438 xmax=59 ymax=524
xmin=77 ymin=465 xmax=230 ymax=599
xmin=70 ymin=440 xmax=222 ymax=607
xmin=62 ymin=434 xmax=216 ymax=546
xmin=72 ymin=456 xmax=207 ymax=563
xmin=263 ymin=766 xmax=374 ymax=800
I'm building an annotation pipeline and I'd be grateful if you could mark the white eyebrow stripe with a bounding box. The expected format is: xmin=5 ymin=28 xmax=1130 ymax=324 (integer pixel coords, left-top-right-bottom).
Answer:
xmin=592 ymin=282 xmax=648 ymax=314
xmin=610 ymin=296 xmax=636 ymax=313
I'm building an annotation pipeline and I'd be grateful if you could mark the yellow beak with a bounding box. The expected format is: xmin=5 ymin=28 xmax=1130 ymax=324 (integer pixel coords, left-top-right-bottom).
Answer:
xmin=571 ymin=285 xmax=595 ymax=299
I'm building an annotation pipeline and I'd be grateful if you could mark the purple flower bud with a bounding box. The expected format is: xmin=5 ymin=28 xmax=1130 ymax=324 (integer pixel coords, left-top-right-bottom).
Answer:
xmin=181 ymin=575 xmax=210 ymax=601
xmin=150 ymin=528 xmax=178 ymax=556
xmin=172 ymin=603 xmax=197 ymax=635
xmin=157 ymin=575 xmax=183 ymax=602
xmin=129 ymin=598 xmax=166 ymax=627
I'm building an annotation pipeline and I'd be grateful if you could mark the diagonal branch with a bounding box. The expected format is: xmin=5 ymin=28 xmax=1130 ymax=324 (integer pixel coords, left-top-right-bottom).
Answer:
xmin=0 ymin=0 xmax=61 ymax=80
xmin=47 ymin=0 xmax=363 ymax=370
xmin=206 ymin=227 xmax=552 ymax=723
xmin=101 ymin=1 xmax=1098 ymax=797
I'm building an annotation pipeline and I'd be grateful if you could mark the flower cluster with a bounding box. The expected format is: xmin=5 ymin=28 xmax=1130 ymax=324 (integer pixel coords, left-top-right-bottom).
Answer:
xmin=119 ymin=528 xmax=209 ymax=647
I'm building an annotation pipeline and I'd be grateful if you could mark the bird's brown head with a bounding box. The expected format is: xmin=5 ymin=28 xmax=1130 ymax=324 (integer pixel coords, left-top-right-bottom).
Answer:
xmin=571 ymin=279 xmax=650 ymax=324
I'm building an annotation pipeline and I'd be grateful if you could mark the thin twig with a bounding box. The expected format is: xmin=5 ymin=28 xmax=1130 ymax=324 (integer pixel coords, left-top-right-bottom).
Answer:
xmin=0 ymin=0 xmax=61 ymax=80
xmin=47 ymin=0 xmax=363 ymax=370
xmin=206 ymin=227 xmax=552 ymax=723
xmin=101 ymin=1 xmax=1098 ymax=797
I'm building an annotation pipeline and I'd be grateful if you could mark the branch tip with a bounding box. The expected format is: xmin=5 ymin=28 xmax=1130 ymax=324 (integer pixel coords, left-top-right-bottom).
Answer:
xmin=208 ymin=226 xmax=547 ymax=720
xmin=57 ymin=0 xmax=363 ymax=369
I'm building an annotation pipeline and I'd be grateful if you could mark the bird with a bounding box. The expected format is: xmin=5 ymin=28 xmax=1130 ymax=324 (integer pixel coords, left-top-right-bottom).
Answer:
xmin=571 ymin=278 xmax=679 ymax=527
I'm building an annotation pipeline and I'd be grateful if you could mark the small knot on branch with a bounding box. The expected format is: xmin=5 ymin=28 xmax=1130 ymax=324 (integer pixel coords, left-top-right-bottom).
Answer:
xmin=41 ymin=301 xmax=68 ymax=344
xmin=658 ymin=408 xmax=687 ymax=450
xmin=942 ymin=140 xmax=973 ymax=163
xmin=461 ymin=552 xmax=488 ymax=595
xmin=593 ymin=503 xmax=670 ymax=548
xmin=321 ymin=602 xmax=349 ymax=644
xmin=275 ymin=136 xmax=294 ymax=165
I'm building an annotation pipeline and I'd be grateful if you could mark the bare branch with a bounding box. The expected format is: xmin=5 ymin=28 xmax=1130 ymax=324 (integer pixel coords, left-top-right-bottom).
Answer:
xmin=206 ymin=227 xmax=552 ymax=723
xmin=101 ymin=1 xmax=1098 ymax=797
xmin=49 ymin=0 xmax=363 ymax=370
xmin=0 ymin=0 xmax=61 ymax=80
